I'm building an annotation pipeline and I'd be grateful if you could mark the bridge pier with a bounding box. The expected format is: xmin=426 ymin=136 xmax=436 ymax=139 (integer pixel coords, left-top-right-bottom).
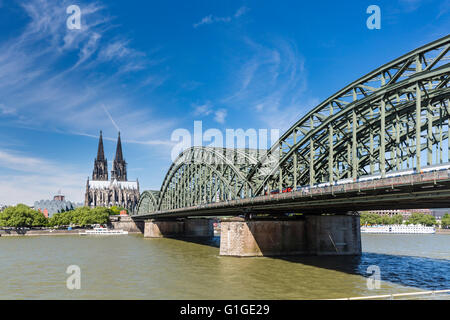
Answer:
xmin=143 ymin=218 xmax=213 ymax=238
xmin=219 ymin=215 xmax=361 ymax=257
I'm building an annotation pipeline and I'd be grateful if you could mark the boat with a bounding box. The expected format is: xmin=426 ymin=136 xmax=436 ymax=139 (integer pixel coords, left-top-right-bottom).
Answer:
xmin=79 ymin=226 xmax=128 ymax=236
xmin=361 ymin=224 xmax=435 ymax=234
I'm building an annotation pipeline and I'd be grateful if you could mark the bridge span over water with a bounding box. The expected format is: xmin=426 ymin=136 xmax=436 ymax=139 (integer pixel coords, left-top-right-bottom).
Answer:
xmin=128 ymin=36 xmax=450 ymax=257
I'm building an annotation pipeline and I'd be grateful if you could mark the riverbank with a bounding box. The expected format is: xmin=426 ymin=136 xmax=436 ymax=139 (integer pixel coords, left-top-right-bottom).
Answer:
xmin=436 ymin=228 xmax=450 ymax=234
xmin=0 ymin=229 xmax=84 ymax=237
xmin=0 ymin=228 xmax=144 ymax=237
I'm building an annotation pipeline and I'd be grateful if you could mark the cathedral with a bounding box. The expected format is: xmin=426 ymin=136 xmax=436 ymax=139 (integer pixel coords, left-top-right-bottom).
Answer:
xmin=84 ymin=131 xmax=140 ymax=212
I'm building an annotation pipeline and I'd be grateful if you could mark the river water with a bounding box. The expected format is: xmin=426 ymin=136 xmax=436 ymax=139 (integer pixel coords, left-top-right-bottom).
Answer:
xmin=0 ymin=234 xmax=448 ymax=299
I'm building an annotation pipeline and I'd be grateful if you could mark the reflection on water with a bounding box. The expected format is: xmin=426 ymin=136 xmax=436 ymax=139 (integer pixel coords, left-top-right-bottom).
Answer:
xmin=0 ymin=234 xmax=448 ymax=299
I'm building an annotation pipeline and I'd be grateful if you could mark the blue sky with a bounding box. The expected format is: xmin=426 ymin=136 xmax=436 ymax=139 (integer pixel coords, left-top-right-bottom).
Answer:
xmin=0 ymin=0 xmax=448 ymax=205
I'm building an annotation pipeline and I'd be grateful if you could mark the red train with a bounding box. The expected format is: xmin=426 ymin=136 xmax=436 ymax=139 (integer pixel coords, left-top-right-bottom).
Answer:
xmin=265 ymin=187 xmax=293 ymax=195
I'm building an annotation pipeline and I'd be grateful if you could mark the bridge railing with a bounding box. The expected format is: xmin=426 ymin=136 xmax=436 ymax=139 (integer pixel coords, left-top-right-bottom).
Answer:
xmin=333 ymin=289 xmax=450 ymax=300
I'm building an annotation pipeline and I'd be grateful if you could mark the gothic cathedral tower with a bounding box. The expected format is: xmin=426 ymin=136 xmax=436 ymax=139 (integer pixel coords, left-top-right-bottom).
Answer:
xmin=92 ymin=131 xmax=108 ymax=181
xmin=85 ymin=131 xmax=140 ymax=212
xmin=111 ymin=132 xmax=127 ymax=181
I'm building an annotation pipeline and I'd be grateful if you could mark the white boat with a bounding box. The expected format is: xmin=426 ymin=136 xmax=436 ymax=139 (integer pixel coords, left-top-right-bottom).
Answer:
xmin=79 ymin=227 xmax=128 ymax=235
xmin=361 ymin=224 xmax=435 ymax=234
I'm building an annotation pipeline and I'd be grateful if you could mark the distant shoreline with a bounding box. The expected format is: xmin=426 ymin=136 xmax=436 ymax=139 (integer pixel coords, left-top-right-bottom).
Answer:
xmin=0 ymin=229 xmax=141 ymax=237
xmin=1 ymin=227 xmax=448 ymax=237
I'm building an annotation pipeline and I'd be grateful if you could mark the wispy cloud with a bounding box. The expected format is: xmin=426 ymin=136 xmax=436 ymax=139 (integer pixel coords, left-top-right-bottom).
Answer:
xmin=193 ymin=101 xmax=213 ymax=116
xmin=398 ymin=0 xmax=423 ymax=12
xmin=193 ymin=6 xmax=249 ymax=28
xmin=192 ymin=101 xmax=228 ymax=124
xmin=0 ymin=149 xmax=86 ymax=205
xmin=0 ymin=0 xmax=180 ymax=204
xmin=0 ymin=0 xmax=174 ymax=143
xmin=214 ymin=109 xmax=227 ymax=124
xmin=222 ymin=37 xmax=312 ymax=132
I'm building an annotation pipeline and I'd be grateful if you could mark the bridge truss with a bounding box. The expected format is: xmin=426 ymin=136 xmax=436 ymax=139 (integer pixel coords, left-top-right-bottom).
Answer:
xmin=135 ymin=35 xmax=450 ymax=216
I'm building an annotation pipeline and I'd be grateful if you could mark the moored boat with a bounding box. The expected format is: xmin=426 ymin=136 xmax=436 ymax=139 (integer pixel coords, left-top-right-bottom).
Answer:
xmin=361 ymin=224 xmax=435 ymax=234
xmin=79 ymin=227 xmax=128 ymax=235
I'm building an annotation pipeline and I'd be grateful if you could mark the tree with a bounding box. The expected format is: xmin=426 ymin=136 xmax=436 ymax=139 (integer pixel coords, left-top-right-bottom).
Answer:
xmin=441 ymin=213 xmax=450 ymax=229
xmin=110 ymin=206 xmax=127 ymax=215
xmin=48 ymin=207 xmax=112 ymax=227
xmin=391 ymin=215 xmax=404 ymax=225
xmin=0 ymin=204 xmax=47 ymax=228
xmin=406 ymin=212 xmax=436 ymax=226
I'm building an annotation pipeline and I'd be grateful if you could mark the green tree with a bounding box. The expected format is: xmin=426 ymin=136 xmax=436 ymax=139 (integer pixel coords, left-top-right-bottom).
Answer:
xmin=441 ymin=213 xmax=450 ymax=229
xmin=110 ymin=206 xmax=126 ymax=215
xmin=406 ymin=212 xmax=436 ymax=226
xmin=390 ymin=214 xmax=404 ymax=225
xmin=0 ymin=204 xmax=47 ymax=228
xmin=48 ymin=207 xmax=112 ymax=227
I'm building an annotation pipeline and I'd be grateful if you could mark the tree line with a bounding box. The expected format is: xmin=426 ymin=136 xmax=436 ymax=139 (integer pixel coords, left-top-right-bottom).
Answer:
xmin=0 ymin=204 xmax=127 ymax=228
xmin=360 ymin=212 xmax=441 ymax=227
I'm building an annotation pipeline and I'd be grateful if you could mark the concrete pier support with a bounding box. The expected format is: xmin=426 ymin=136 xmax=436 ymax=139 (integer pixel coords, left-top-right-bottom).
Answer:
xmin=144 ymin=220 xmax=184 ymax=238
xmin=219 ymin=215 xmax=361 ymax=257
xmin=143 ymin=218 xmax=214 ymax=238
xmin=109 ymin=215 xmax=145 ymax=233
xmin=305 ymin=215 xmax=361 ymax=256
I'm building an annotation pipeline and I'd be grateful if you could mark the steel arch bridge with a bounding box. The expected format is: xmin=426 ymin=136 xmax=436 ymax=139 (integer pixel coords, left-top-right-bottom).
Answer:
xmin=135 ymin=35 xmax=450 ymax=217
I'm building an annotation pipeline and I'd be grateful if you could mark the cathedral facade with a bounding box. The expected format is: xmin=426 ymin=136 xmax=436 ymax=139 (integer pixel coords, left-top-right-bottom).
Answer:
xmin=84 ymin=131 xmax=140 ymax=213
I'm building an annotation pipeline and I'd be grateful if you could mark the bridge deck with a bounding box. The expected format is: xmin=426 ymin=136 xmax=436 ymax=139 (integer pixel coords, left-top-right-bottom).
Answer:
xmin=133 ymin=170 xmax=450 ymax=219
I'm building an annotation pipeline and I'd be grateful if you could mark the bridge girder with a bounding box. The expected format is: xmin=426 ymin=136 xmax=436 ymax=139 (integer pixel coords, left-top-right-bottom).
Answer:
xmin=247 ymin=36 xmax=450 ymax=195
xmin=136 ymin=190 xmax=160 ymax=215
xmin=136 ymin=35 xmax=450 ymax=216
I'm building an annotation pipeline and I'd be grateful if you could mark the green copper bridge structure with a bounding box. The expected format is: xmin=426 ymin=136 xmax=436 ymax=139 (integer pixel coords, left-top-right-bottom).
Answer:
xmin=133 ymin=35 xmax=450 ymax=221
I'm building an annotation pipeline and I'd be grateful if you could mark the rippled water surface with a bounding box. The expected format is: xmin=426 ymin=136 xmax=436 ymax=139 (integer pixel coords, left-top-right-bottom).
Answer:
xmin=0 ymin=234 xmax=448 ymax=299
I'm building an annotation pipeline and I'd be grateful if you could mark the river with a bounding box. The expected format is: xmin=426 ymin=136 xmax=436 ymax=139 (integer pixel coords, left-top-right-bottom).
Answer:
xmin=0 ymin=234 xmax=448 ymax=299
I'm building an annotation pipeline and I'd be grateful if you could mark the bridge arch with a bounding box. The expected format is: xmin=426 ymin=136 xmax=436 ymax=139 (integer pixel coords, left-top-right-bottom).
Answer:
xmin=247 ymin=35 xmax=450 ymax=195
xmin=156 ymin=147 xmax=256 ymax=212
xmin=136 ymin=35 xmax=450 ymax=216
xmin=134 ymin=190 xmax=160 ymax=216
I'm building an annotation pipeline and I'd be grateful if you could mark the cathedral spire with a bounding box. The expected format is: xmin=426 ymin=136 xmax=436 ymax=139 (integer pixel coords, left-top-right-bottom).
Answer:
xmin=92 ymin=130 xmax=108 ymax=181
xmin=115 ymin=132 xmax=123 ymax=162
xmin=111 ymin=132 xmax=127 ymax=181
xmin=97 ymin=130 xmax=105 ymax=161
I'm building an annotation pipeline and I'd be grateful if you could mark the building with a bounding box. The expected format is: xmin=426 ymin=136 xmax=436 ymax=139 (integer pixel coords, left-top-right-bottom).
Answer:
xmin=84 ymin=131 xmax=140 ymax=212
xmin=34 ymin=193 xmax=82 ymax=218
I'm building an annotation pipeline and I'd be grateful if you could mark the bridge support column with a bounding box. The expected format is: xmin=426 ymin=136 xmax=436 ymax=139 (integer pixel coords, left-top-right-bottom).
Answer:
xmin=143 ymin=218 xmax=214 ymax=238
xmin=144 ymin=219 xmax=184 ymax=238
xmin=219 ymin=215 xmax=361 ymax=257
xmin=219 ymin=218 xmax=307 ymax=257
xmin=305 ymin=215 xmax=361 ymax=256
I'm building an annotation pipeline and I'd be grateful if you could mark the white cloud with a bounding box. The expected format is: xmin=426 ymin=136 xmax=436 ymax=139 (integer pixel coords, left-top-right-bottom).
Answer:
xmin=0 ymin=104 xmax=16 ymax=115
xmin=234 ymin=6 xmax=249 ymax=18
xmin=193 ymin=101 xmax=213 ymax=116
xmin=192 ymin=102 xmax=228 ymax=124
xmin=193 ymin=6 xmax=249 ymax=28
xmin=214 ymin=109 xmax=227 ymax=124
xmin=221 ymin=37 xmax=314 ymax=132
xmin=0 ymin=0 xmax=175 ymax=145
xmin=0 ymin=149 xmax=86 ymax=205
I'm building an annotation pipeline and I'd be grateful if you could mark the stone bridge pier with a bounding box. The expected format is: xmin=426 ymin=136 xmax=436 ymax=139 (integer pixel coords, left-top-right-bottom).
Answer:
xmin=219 ymin=215 xmax=361 ymax=257
xmin=141 ymin=214 xmax=361 ymax=257
xmin=143 ymin=218 xmax=214 ymax=238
